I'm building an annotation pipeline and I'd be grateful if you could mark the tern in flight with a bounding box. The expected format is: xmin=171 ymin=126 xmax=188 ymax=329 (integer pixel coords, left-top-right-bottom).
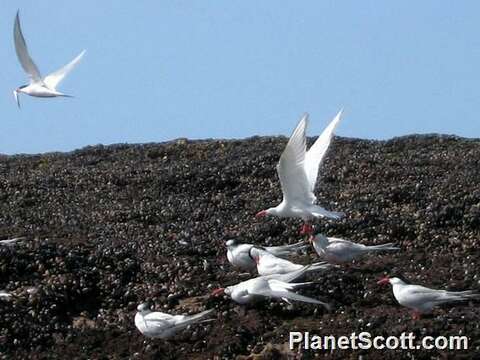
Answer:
xmin=13 ymin=11 xmax=85 ymax=108
xmin=256 ymin=110 xmax=344 ymax=235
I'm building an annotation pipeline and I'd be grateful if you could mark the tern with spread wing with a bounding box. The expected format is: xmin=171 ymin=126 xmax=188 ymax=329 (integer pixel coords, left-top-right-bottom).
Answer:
xmin=13 ymin=11 xmax=85 ymax=108
xmin=134 ymin=303 xmax=214 ymax=339
xmin=250 ymin=247 xmax=331 ymax=276
xmin=377 ymin=276 xmax=480 ymax=319
xmin=226 ymin=239 xmax=307 ymax=271
xmin=310 ymin=234 xmax=399 ymax=264
xmin=212 ymin=270 xmax=330 ymax=308
xmin=256 ymin=111 xmax=344 ymax=235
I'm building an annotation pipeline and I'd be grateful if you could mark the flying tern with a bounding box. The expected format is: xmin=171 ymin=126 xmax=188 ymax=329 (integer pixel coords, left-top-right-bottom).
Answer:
xmin=256 ymin=111 xmax=344 ymax=235
xmin=13 ymin=11 xmax=85 ymax=108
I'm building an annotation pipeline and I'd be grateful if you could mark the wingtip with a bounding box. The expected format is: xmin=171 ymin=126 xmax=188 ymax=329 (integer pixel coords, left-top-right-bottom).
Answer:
xmin=332 ymin=211 xmax=345 ymax=220
xmin=335 ymin=108 xmax=344 ymax=121
xmin=194 ymin=308 xmax=215 ymax=318
xmin=323 ymin=302 xmax=333 ymax=311
xmin=14 ymin=11 xmax=20 ymax=27
xmin=74 ymin=49 xmax=87 ymax=61
xmin=14 ymin=10 xmax=21 ymax=28
xmin=298 ymin=112 xmax=309 ymax=127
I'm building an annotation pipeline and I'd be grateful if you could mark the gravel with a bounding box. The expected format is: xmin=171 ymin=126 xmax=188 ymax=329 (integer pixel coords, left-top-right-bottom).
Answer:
xmin=0 ymin=134 xmax=479 ymax=359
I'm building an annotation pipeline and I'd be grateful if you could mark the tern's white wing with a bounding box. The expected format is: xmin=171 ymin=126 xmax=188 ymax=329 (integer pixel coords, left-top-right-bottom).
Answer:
xmin=143 ymin=311 xmax=173 ymax=323
xmin=396 ymin=284 xmax=460 ymax=309
xmin=144 ymin=316 xmax=172 ymax=329
xmin=173 ymin=309 xmax=214 ymax=327
xmin=252 ymin=279 xmax=330 ymax=307
xmin=14 ymin=11 xmax=42 ymax=83
xmin=304 ymin=109 xmax=342 ymax=192
xmin=401 ymin=285 xmax=464 ymax=303
xmin=265 ymin=265 xmax=312 ymax=283
xmin=265 ymin=241 xmax=307 ymax=257
xmin=44 ymin=50 xmax=86 ymax=90
xmin=263 ymin=255 xmax=301 ymax=274
xmin=277 ymin=114 xmax=315 ymax=206
xmin=327 ymin=237 xmax=353 ymax=244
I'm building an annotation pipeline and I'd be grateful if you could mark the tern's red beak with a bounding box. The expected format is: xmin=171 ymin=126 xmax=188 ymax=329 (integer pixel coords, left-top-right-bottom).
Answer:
xmin=211 ymin=288 xmax=225 ymax=296
xmin=255 ymin=210 xmax=267 ymax=219
xmin=377 ymin=276 xmax=390 ymax=285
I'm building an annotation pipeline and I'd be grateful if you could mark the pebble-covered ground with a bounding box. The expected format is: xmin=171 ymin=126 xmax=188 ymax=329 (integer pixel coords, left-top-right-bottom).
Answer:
xmin=0 ymin=134 xmax=480 ymax=359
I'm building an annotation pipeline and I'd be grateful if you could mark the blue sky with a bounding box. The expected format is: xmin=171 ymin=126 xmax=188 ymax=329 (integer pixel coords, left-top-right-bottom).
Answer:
xmin=1 ymin=1 xmax=479 ymax=154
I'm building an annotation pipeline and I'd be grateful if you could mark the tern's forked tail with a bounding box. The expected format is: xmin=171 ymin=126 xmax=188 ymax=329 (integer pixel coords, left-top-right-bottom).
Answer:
xmin=309 ymin=261 xmax=333 ymax=272
xmin=267 ymin=241 xmax=308 ymax=257
xmin=269 ymin=279 xmax=332 ymax=309
xmin=13 ymin=90 xmax=20 ymax=108
xmin=311 ymin=205 xmax=345 ymax=220
xmin=447 ymin=290 xmax=480 ymax=301
xmin=179 ymin=309 xmax=215 ymax=327
xmin=366 ymin=243 xmax=400 ymax=251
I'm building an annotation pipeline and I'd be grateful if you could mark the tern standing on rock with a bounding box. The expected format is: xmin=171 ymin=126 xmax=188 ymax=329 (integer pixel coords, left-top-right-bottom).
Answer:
xmin=226 ymin=239 xmax=307 ymax=271
xmin=255 ymin=111 xmax=344 ymax=235
xmin=13 ymin=11 xmax=86 ymax=108
xmin=310 ymin=234 xmax=399 ymax=264
xmin=134 ymin=303 xmax=214 ymax=339
xmin=250 ymin=247 xmax=331 ymax=276
xmin=377 ymin=276 xmax=480 ymax=320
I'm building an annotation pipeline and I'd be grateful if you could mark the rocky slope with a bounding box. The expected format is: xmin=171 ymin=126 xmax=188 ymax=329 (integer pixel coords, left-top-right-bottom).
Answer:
xmin=0 ymin=135 xmax=479 ymax=359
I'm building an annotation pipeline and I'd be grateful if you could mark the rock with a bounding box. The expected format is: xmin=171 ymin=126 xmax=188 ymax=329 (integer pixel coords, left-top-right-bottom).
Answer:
xmin=0 ymin=135 xmax=479 ymax=358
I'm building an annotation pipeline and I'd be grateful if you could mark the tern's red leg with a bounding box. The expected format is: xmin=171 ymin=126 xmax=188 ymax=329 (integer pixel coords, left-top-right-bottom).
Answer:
xmin=299 ymin=223 xmax=313 ymax=235
xmin=295 ymin=342 xmax=303 ymax=359
xmin=411 ymin=311 xmax=421 ymax=320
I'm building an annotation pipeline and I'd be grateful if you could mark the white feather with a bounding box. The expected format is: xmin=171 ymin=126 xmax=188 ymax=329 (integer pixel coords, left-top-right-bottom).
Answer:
xmin=44 ymin=50 xmax=86 ymax=90
xmin=263 ymin=111 xmax=344 ymax=222
xmin=304 ymin=109 xmax=343 ymax=192
xmin=277 ymin=113 xmax=314 ymax=207
xmin=14 ymin=11 xmax=42 ymax=83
